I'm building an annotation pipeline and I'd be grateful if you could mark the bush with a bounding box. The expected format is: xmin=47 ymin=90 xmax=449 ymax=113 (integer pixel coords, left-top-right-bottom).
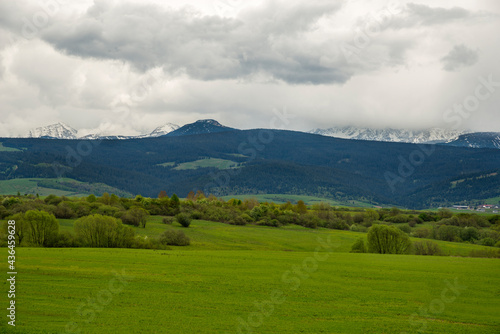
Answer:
xmin=460 ymin=227 xmax=479 ymax=242
xmin=481 ymin=238 xmax=496 ymax=247
xmin=74 ymin=214 xmax=135 ymax=248
xmin=468 ymin=249 xmax=500 ymax=258
xmin=367 ymin=224 xmax=412 ymax=254
xmin=436 ymin=225 xmax=461 ymax=242
xmin=413 ymin=240 xmax=443 ymax=256
xmin=121 ymin=207 xmax=150 ymax=228
xmin=413 ymin=227 xmax=430 ymax=238
xmin=162 ymin=216 xmax=175 ymax=224
xmin=175 ymin=213 xmax=192 ymax=228
xmin=495 ymin=241 xmax=500 ymax=248
xmin=350 ymin=224 xmax=368 ymax=233
xmin=397 ymin=224 xmax=411 ymax=234
xmin=159 ymin=230 xmax=190 ymax=246
xmin=350 ymin=238 xmax=366 ymax=253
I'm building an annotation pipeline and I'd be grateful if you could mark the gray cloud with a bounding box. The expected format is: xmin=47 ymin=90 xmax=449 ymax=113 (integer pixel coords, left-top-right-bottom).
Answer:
xmin=39 ymin=0 xmax=349 ymax=85
xmin=441 ymin=44 xmax=479 ymax=71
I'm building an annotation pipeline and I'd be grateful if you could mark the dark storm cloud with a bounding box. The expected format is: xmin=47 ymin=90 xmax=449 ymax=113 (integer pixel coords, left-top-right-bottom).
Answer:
xmin=39 ymin=0 xmax=350 ymax=84
xmin=441 ymin=44 xmax=479 ymax=72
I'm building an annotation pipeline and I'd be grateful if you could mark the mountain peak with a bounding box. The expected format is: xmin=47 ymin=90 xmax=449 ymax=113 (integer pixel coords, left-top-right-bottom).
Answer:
xmin=28 ymin=122 xmax=78 ymax=139
xmin=167 ymin=119 xmax=235 ymax=137
xmin=195 ymin=119 xmax=223 ymax=126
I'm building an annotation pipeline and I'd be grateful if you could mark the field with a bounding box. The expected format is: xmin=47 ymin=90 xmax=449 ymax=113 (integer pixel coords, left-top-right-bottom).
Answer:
xmin=221 ymin=194 xmax=374 ymax=208
xmin=0 ymin=178 xmax=131 ymax=197
xmin=4 ymin=219 xmax=500 ymax=334
xmin=0 ymin=143 xmax=21 ymax=152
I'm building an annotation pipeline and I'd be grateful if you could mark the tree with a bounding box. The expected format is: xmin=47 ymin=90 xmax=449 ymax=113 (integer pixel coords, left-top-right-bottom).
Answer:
xmin=121 ymin=207 xmax=150 ymax=228
xmin=367 ymin=224 xmax=412 ymax=254
xmin=24 ymin=210 xmax=59 ymax=247
xmin=296 ymin=200 xmax=308 ymax=214
xmin=350 ymin=238 xmax=366 ymax=253
xmin=159 ymin=229 xmax=190 ymax=246
xmin=175 ymin=213 xmax=192 ymax=228
xmin=2 ymin=213 xmax=29 ymax=246
xmin=74 ymin=214 xmax=134 ymax=248
xmin=158 ymin=191 xmax=168 ymax=199
xmin=170 ymin=194 xmax=180 ymax=214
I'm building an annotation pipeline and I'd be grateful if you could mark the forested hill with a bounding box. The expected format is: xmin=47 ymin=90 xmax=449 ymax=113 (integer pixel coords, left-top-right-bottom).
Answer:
xmin=0 ymin=129 xmax=499 ymax=208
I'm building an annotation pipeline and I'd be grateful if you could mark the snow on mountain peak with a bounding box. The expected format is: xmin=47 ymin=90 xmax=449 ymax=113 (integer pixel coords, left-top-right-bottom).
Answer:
xmin=28 ymin=122 xmax=78 ymax=139
xmin=309 ymin=126 xmax=469 ymax=144
xmin=148 ymin=123 xmax=180 ymax=137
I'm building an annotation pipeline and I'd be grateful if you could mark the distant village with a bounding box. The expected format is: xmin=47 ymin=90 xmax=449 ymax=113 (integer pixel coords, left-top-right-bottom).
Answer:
xmin=452 ymin=204 xmax=499 ymax=213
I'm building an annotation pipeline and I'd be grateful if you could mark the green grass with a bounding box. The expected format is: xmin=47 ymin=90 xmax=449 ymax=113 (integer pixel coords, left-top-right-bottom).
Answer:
xmin=0 ymin=178 xmax=77 ymax=197
xmin=0 ymin=142 xmax=21 ymax=152
xmin=6 ymin=219 xmax=500 ymax=333
xmin=58 ymin=218 xmax=495 ymax=256
xmin=222 ymin=194 xmax=375 ymax=207
xmin=7 ymin=248 xmax=500 ymax=334
xmin=174 ymin=158 xmax=239 ymax=170
xmin=0 ymin=178 xmax=131 ymax=197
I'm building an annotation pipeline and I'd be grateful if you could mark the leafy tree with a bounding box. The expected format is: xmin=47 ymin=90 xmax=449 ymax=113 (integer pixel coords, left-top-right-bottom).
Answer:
xmin=159 ymin=229 xmax=190 ymax=246
xmin=367 ymin=224 xmax=412 ymax=254
xmin=24 ymin=210 xmax=59 ymax=247
xmin=460 ymin=227 xmax=479 ymax=242
xmin=296 ymin=200 xmax=308 ymax=214
xmin=413 ymin=240 xmax=443 ymax=256
xmin=121 ymin=207 xmax=149 ymax=228
xmin=158 ymin=191 xmax=168 ymax=199
xmin=175 ymin=213 xmax=192 ymax=228
xmin=436 ymin=225 xmax=461 ymax=242
xmin=350 ymin=238 xmax=366 ymax=253
xmin=74 ymin=214 xmax=134 ymax=248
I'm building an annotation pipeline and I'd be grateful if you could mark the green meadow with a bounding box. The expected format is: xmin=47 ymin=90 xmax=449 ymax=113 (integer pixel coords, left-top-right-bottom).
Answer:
xmin=3 ymin=219 xmax=500 ymax=334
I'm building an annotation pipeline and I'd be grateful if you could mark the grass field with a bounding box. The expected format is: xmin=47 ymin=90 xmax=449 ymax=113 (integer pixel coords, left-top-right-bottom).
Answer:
xmin=0 ymin=178 xmax=131 ymax=197
xmin=174 ymin=158 xmax=240 ymax=170
xmin=0 ymin=143 xmax=21 ymax=152
xmin=4 ymin=219 xmax=500 ymax=333
xmin=221 ymin=194 xmax=374 ymax=207
xmin=4 ymin=247 xmax=500 ymax=334
xmin=0 ymin=179 xmax=79 ymax=197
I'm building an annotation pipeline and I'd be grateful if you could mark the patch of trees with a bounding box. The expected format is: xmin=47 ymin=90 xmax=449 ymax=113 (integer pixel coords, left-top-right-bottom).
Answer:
xmin=1 ymin=193 xmax=499 ymax=251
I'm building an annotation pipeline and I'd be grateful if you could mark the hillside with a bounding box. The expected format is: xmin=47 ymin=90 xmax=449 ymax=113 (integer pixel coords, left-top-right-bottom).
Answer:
xmin=0 ymin=130 xmax=499 ymax=208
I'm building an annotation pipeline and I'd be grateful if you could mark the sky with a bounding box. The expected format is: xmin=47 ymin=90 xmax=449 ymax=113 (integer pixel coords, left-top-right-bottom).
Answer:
xmin=0 ymin=0 xmax=499 ymax=137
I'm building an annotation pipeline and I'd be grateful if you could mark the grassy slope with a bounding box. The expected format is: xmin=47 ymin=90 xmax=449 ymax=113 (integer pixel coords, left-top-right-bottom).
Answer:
xmin=221 ymin=194 xmax=374 ymax=207
xmin=0 ymin=178 xmax=131 ymax=197
xmin=6 ymin=248 xmax=500 ymax=334
xmin=58 ymin=218 xmax=496 ymax=257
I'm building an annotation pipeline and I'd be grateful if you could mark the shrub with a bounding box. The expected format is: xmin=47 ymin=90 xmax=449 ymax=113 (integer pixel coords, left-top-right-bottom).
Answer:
xmin=162 ymin=217 xmax=175 ymax=224
xmin=175 ymin=213 xmax=192 ymax=228
xmin=121 ymin=207 xmax=150 ymax=228
xmin=159 ymin=230 xmax=190 ymax=246
xmin=74 ymin=214 xmax=135 ymax=248
xmin=350 ymin=238 xmax=366 ymax=253
xmin=384 ymin=214 xmax=410 ymax=224
xmin=397 ymin=224 xmax=411 ymax=234
xmin=413 ymin=227 xmax=431 ymax=239
xmin=468 ymin=249 xmax=500 ymax=258
xmin=413 ymin=240 xmax=443 ymax=256
xmin=460 ymin=227 xmax=479 ymax=242
xmin=436 ymin=225 xmax=461 ymax=242
xmin=350 ymin=224 xmax=367 ymax=233
xmin=367 ymin=224 xmax=412 ymax=254
xmin=481 ymin=238 xmax=496 ymax=247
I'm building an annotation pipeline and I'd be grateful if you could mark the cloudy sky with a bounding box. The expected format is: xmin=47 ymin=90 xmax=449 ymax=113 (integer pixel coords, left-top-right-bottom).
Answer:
xmin=0 ymin=0 xmax=499 ymax=137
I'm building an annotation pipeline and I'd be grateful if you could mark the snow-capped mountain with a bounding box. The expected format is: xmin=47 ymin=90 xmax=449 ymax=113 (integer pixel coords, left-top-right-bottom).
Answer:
xmin=309 ymin=126 xmax=469 ymax=144
xmin=445 ymin=132 xmax=500 ymax=149
xmin=141 ymin=123 xmax=180 ymax=138
xmin=28 ymin=122 xmax=78 ymax=139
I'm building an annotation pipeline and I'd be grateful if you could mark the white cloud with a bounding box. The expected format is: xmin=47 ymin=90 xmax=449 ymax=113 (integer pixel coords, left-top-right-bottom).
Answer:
xmin=0 ymin=0 xmax=499 ymax=136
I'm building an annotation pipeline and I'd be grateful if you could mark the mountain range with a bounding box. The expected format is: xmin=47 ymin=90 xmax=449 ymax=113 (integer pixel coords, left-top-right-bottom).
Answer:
xmin=22 ymin=121 xmax=499 ymax=150
xmin=309 ymin=126 xmax=467 ymax=144
xmin=1 ymin=125 xmax=500 ymax=209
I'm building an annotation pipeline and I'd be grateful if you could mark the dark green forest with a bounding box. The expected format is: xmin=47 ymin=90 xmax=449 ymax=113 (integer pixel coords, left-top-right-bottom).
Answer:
xmin=0 ymin=129 xmax=499 ymax=208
